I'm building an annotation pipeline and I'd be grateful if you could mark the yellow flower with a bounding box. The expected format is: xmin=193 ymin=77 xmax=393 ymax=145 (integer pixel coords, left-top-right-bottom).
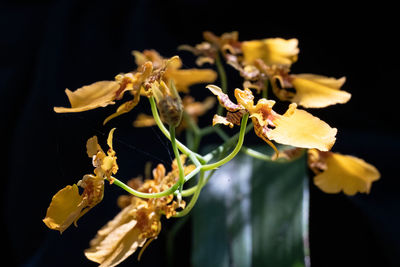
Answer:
xmin=272 ymin=72 xmax=351 ymax=108
xmin=54 ymin=62 xmax=153 ymax=114
xmin=84 ymin=157 xmax=194 ymax=266
xmin=208 ymin=85 xmax=337 ymax=154
xmin=132 ymin=50 xmax=217 ymax=93
xmin=179 ymin=31 xmax=241 ymax=66
xmin=43 ymin=129 xmax=118 ymax=233
xmin=308 ymin=149 xmax=380 ymax=195
xmin=242 ymin=38 xmax=299 ymax=66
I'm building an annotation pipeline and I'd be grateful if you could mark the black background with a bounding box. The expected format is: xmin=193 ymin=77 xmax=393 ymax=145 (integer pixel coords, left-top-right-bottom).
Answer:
xmin=1 ymin=1 xmax=399 ymax=266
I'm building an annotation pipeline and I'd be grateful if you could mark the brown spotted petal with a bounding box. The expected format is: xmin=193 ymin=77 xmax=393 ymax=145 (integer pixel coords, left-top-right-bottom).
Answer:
xmin=75 ymin=174 xmax=105 ymax=221
xmin=207 ymin=85 xmax=244 ymax=112
xmin=213 ymin=114 xmax=234 ymax=128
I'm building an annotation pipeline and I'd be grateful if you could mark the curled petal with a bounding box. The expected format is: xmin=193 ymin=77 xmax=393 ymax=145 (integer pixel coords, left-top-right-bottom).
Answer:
xmin=43 ymin=184 xmax=85 ymax=233
xmin=196 ymin=56 xmax=215 ymax=66
xmin=207 ymin=85 xmax=244 ymax=112
xmin=310 ymin=150 xmax=380 ymax=195
xmin=290 ymin=74 xmax=351 ymax=108
xmin=107 ymin=128 xmax=116 ymax=150
xmin=103 ymin=90 xmax=141 ymax=125
xmin=54 ymin=81 xmax=121 ymax=113
xmin=268 ymin=104 xmax=337 ymax=151
xmin=242 ymin=38 xmax=299 ymax=66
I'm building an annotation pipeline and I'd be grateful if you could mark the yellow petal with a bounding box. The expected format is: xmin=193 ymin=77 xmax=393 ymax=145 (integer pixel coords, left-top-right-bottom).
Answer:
xmin=54 ymin=81 xmax=121 ymax=113
xmin=43 ymin=184 xmax=84 ymax=233
xmin=268 ymin=103 xmax=337 ymax=151
xmin=132 ymin=49 xmax=164 ymax=69
xmin=290 ymin=74 xmax=351 ymax=108
xmin=133 ymin=113 xmax=156 ymax=127
xmin=101 ymin=156 xmax=117 ymax=174
xmin=103 ymin=98 xmax=140 ymax=125
xmin=166 ymin=68 xmax=217 ymax=93
xmin=242 ymin=38 xmax=299 ymax=66
xmin=107 ymin=128 xmax=116 ymax=150
xmin=234 ymin=88 xmax=256 ymax=111
xmin=313 ymin=152 xmax=380 ymax=195
xmin=87 ymin=136 xmax=101 ymax=158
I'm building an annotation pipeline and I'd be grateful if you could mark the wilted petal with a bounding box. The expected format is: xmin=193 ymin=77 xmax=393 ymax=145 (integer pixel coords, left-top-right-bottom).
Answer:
xmin=311 ymin=150 xmax=380 ymax=195
xmin=268 ymin=104 xmax=337 ymax=151
xmin=242 ymin=38 xmax=299 ymax=66
xmin=166 ymin=68 xmax=217 ymax=93
xmin=78 ymin=174 xmax=105 ymax=215
xmin=290 ymin=74 xmax=351 ymax=108
xmin=85 ymin=206 xmax=145 ymax=267
xmin=43 ymin=184 xmax=84 ymax=233
xmin=54 ymin=81 xmax=121 ymax=113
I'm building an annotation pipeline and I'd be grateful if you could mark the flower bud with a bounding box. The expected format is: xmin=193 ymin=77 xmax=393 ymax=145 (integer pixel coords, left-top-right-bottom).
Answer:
xmin=152 ymin=80 xmax=183 ymax=127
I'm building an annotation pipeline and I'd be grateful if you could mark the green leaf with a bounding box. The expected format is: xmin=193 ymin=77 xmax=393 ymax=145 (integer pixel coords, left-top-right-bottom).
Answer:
xmin=191 ymin=147 xmax=309 ymax=267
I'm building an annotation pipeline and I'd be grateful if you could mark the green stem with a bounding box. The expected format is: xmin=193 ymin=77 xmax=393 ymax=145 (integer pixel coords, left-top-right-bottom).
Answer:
xmin=203 ymin=119 xmax=253 ymax=163
xmin=173 ymin=170 xmax=205 ymax=217
xmin=240 ymin=146 xmax=274 ymax=161
xmin=180 ymin=169 xmax=215 ymax=197
xmin=170 ymin=126 xmax=185 ymax=193
xmin=111 ymin=160 xmax=201 ymax=199
xmin=112 ymin=177 xmax=178 ymax=198
xmin=201 ymin=113 xmax=249 ymax=171
xmin=183 ymin=111 xmax=201 ymax=152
